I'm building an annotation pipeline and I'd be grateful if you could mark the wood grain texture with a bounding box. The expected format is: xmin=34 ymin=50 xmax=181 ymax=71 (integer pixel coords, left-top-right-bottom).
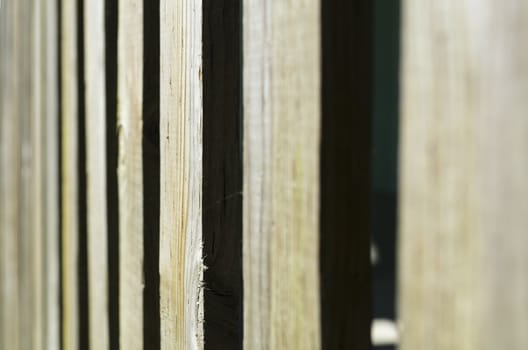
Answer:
xmin=0 ymin=1 xmax=21 ymax=348
xmin=399 ymin=1 xmax=528 ymax=349
xmin=117 ymin=0 xmax=144 ymax=348
xmin=61 ymin=0 xmax=80 ymax=347
xmin=84 ymin=0 xmax=110 ymax=348
xmin=202 ymin=0 xmax=242 ymax=348
xmin=159 ymin=0 xmax=204 ymax=348
xmin=320 ymin=0 xmax=372 ymax=348
xmin=243 ymin=0 xmax=321 ymax=349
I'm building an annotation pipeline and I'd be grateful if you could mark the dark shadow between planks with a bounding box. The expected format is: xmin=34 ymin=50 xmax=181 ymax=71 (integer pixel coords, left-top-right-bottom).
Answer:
xmin=202 ymin=0 xmax=243 ymax=348
xmin=143 ymin=0 xmax=161 ymax=348
xmin=320 ymin=0 xmax=373 ymax=348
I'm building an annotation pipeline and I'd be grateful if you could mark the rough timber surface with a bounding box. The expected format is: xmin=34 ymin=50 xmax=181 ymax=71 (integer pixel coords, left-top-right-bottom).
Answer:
xmin=243 ymin=0 xmax=321 ymax=348
xmin=159 ymin=0 xmax=204 ymax=349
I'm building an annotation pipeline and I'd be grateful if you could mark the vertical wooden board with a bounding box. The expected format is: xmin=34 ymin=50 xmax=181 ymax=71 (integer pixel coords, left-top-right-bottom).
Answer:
xmin=243 ymin=0 xmax=321 ymax=349
xmin=159 ymin=0 xmax=203 ymax=348
xmin=399 ymin=1 xmax=528 ymax=349
xmin=117 ymin=0 xmax=144 ymax=348
xmin=44 ymin=0 xmax=61 ymax=348
xmin=0 ymin=1 xmax=20 ymax=348
xmin=31 ymin=0 xmax=45 ymax=347
xmin=1 ymin=2 xmax=60 ymax=348
xmin=84 ymin=0 xmax=110 ymax=348
xmin=61 ymin=0 xmax=80 ymax=347
xmin=0 ymin=1 xmax=7 ymax=344
xmin=1 ymin=1 xmax=60 ymax=347
xmin=17 ymin=0 xmax=35 ymax=347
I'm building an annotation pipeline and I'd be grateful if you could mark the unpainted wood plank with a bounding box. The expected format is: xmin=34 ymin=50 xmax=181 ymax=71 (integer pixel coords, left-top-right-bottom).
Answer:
xmin=61 ymin=0 xmax=80 ymax=347
xmin=159 ymin=0 xmax=204 ymax=348
xmin=29 ymin=1 xmax=46 ymax=349
xmin=17 ymin=0 xmax=36 ymax=347
xmin=243 ymin=0 xmax=321 ymax=349
xmin=0 ymin=1 xmax=21 ymax=348
xmin=117 ymin=0 xmax=144 ymax=348
xmin=84 ymin=0 xmax=110 ymax=348
xmin=1 ymin=2 xmax=61 ymax=347
xmin=44 ymin=0 xmax=61 ymax=348
xmin=31 ymin=0 xmax=46 ymax=347
xmin=0 ymin=0 xmax=59 ymax=348
xmin=399 ymin=1 xmax=528 ymax=349
xmin=0 ymin=2 xmax=8 ymax=345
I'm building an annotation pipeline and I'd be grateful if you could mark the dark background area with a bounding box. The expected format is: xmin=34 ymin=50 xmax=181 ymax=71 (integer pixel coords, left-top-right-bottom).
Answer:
xmin=371 ymin=0 xmax=400 ymax=349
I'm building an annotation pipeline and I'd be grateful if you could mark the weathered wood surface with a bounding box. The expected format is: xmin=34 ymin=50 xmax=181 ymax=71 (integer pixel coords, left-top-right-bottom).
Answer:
xmin=44 ymin=0 xmax=61 ymax=348
xmin=399 ymin=1 xmax=528 ymax=349
xmin=0 ymin=1 xmax=60 ymax=348
xmin=0 ymin=0 xmax=59 ymax=347
xmin=202 ymin=0 xmax=243 ymax=348
xmin=159 ymin=0 xmax=204 ymax=349
xmin=61 ymin=0 xmax=81 ymax=347
xmin=31 ymin=0 xmax=45 ymax=347
xmin=84 ymin=0 xmax=110 ymax=348
xmin=0 ymin=1 xmax=21 ymax=348
xmin=118 ymin=0 xmax=144 ymax=348
xmin=18 ymin=1 xmax=34 ymax=349
xmin=243 ymin=0 xmax=321 ymax=349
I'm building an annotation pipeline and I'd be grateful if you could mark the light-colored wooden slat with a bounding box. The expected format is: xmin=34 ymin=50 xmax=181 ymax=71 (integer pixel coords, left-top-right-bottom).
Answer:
xmin=399 ymin=1 xmax=528 ymax=349
xmin=84 ymin=0 xmax=110 ymax=348
xmin=18 ymin=0 xmax=35 ymax=347
xmin=0 ymin=1 xmax=21 ymax=348
xmin=61 ymin=0 xmax=80 ymax=347
xmin=31 ymin=0 xmax=45 ymax=347
xmin=243 ymin=0 xmax=321 ymax=349
xmin=117 ymin=0 xmax=144 ymax=348
xmin=44 ymin=0 xmax=61 ymax=348
xmin=0 ymin=2 xmax=7 ymax=345
xmin=159 ymin=0 xmax=204 ymax=348
xmin=1 ymin=1 xmax=59 ymax=348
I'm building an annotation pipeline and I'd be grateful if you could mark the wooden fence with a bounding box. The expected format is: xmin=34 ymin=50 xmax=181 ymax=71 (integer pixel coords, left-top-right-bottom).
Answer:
xmin=1 ymin=0 xmax=528 ymax=349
